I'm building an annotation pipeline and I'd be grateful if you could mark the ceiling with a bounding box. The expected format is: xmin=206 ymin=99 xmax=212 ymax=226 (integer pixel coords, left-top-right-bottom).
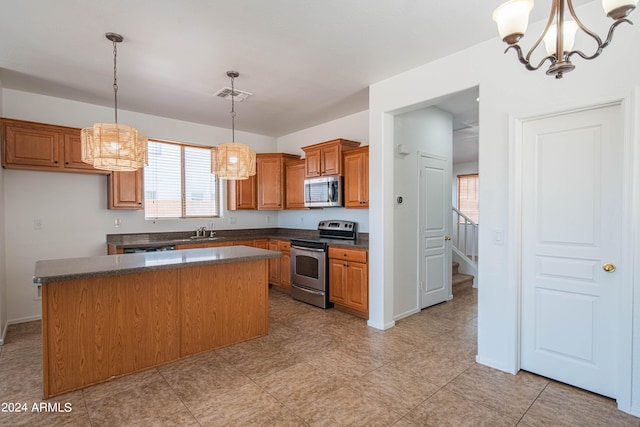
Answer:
xmin=0 ymin=1 xmax=591 ymax=160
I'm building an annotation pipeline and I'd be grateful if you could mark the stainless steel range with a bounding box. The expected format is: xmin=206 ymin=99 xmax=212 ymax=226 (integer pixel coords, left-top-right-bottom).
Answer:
xmin=290 ymin=220 xmax=358 ymax=308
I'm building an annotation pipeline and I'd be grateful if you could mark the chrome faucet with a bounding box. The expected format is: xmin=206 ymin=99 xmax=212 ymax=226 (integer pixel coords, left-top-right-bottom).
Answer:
xmin=195 ymin=226 xmax=206 ymax=237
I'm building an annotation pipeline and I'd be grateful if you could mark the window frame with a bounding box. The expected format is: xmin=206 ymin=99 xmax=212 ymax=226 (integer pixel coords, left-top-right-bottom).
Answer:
xmin=144 ymin=138 xmax=220 ymax=220
xmin=456 ymin=173 xmax=479 ymax=224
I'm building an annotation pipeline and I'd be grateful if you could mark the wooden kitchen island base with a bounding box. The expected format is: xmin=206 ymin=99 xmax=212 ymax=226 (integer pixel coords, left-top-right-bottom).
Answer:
xmin=40 ymin=256 xmax=270 ymax=398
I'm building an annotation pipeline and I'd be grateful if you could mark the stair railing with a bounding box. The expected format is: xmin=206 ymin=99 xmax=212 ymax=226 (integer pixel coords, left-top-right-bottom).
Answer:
xmin=452 ymin=207 xmax=478 ymax=265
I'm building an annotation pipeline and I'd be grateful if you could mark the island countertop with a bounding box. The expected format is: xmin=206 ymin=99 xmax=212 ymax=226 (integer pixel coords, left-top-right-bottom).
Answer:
xmin=34 ymin=245 xmax=282 ymax=283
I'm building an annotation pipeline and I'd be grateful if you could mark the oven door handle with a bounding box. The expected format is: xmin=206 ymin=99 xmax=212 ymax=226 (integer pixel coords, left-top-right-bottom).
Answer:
xmin=292 ymin=245 xmax=325 ymax=252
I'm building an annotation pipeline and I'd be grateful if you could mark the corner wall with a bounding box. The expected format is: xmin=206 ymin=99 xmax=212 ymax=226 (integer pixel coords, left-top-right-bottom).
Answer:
xmin=276 ymin=110 xmax=370 ymax=232
xmin=393 ymin=107 xmax=452 ymax=320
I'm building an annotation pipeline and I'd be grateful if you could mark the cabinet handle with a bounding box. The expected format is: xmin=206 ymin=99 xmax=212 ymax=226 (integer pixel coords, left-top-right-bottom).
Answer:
xmin=54 ymin=160 xmax=58 ymax=164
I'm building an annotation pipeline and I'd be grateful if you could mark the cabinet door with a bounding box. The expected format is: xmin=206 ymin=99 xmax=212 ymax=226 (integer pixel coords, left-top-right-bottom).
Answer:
xmin=345 ymin=261 xmax=368 ymax=313
xmin=304 ymin=148 xmax=322 ymax=178
xmin=227 ymin=175 xmax=257 ymax=210
xmin=329 ymin=259 xmax=347 ymax=304
xmin=268 ymin=240 xmax=280 ymax=284
xmin=257 ymin=156 xmax=284 ymax=210
xmin=321 ymin=144 xmax=341 ymax=176
xmin=280 ymin=253 xmax=291 ymax=290
xmin=63 ymin=132 xmax=98 ymax=171
xmin=4 ymin=124 xmax=60 ymax=168
xmin=344 ymin=148 xmax=369 ymax=208
xmin=285 ymin=160 xmax=307 ymax=209
xmin=108 ymin=169 xmax=144 ymax=209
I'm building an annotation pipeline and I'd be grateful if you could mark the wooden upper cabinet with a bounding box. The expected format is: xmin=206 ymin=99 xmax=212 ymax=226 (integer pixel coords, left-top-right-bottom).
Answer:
xmin=285 ymin=159 xmax=308 ymax=210
xmin=1 ymin=118 xmax=108 ymax=174
xmin=227 ymin=175 xmax=257 ymax=210
xmin=108 ymin=169 xmax=144 ymax=209
xmin=301 ymin=138 xmax=360 ymax=178
xmin=4 ymin=123 xmax=60 ymax=168
xmin=343 ymin=146 xmax=369 ymax=208
xmin=257 ymin=153 xmax=300 ymax=210
xmin=62 ymin=132 xmax=96 ymax=171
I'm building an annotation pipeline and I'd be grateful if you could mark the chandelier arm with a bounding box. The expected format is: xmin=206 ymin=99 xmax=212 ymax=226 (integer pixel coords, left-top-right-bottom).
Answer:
xmin=505 ymin=44 xmax=555 ymax=71
xmin=566 ymin=19 xmax=632 ymax=62
xmin=522 ymin=0 xmax=559 ymax=65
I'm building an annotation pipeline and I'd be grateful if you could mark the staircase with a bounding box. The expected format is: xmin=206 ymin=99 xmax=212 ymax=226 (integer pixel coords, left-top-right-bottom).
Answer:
xmin=452 ymin=261 xmax=474 ymax=293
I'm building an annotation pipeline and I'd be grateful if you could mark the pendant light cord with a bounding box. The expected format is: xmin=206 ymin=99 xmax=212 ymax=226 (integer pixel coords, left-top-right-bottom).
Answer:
xmin=230 ymin=74 xmax=236 ymax=143
xmin=112 ymin=38 xmax=119 ymax=124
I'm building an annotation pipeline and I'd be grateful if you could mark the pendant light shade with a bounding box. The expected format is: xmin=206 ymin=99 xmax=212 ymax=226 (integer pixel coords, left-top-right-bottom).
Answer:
xmin=81 ymin=32 xmax=147 ymax=171
xmin=211 ymin=71 xmax=257 ymax=180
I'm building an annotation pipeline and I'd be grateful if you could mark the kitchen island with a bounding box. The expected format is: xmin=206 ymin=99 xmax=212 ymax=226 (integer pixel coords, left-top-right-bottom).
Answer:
xmin=34 ymin=246 xmax=280 ymax=398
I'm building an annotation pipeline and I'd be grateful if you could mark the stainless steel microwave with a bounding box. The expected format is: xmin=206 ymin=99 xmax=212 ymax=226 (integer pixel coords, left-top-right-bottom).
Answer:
xmin=304 ymin=176 xmax=342 ymax=208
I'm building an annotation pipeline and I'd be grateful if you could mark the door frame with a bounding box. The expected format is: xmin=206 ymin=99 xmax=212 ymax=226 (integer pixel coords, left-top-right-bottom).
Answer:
xmin=507 ymin=93 xmax=637 ymax=411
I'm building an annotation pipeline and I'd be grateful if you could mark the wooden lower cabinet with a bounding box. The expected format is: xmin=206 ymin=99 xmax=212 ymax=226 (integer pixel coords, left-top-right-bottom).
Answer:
xmin=41 ymin=259 xmax=269 ymax=398
xmin=328 ymin=247 xmax=368 ymax=319
xmin=268 ymin=239 xmax=291 ymax=292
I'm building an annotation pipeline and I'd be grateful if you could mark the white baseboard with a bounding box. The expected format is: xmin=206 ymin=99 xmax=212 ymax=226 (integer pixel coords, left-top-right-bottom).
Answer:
xmin=367 ymin=319 xmax=395 ymax=330
xmin=7 ymin=315 xmax=42 ymax=325
xmin=393 ymin=308 xmax=420 ymax=322
xmin=0 ymin=321 xmax=7 ymax=346
xmin=475 ymin=355 xmax=518 ymax=374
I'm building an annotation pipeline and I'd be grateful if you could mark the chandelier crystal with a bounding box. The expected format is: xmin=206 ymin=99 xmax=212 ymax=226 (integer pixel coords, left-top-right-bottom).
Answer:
xmin=211 ymin=71 xmax=256 ymax=180
xmin=493 ymin=0 xmax=637 ymax=78
xmin=81 ymin=32 xmax=148 ymax=171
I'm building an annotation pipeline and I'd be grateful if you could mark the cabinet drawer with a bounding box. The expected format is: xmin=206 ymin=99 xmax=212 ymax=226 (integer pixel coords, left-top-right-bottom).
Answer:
xmin=328 ymin=247 xmax=367 ymax=263
xmin=278 ymin=240 xmax=291 ymax=253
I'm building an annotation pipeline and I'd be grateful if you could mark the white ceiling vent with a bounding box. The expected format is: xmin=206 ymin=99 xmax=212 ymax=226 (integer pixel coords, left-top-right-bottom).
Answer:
xmin=214 ymin=87 xmax=252 ymax=101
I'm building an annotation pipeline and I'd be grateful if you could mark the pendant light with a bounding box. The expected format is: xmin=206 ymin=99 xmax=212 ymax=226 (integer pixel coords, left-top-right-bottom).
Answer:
xmin=81 ymin=32 xmax=148 ymax=171
xmin=211 ymin=71 xmax=256 ymax=180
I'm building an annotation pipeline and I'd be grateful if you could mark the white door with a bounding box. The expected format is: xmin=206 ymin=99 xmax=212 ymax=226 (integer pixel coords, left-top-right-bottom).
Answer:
xmin=419 ymin=153 xmax=452 ymax=309
xmin=521 ymin=104 xmax=623 ymax=398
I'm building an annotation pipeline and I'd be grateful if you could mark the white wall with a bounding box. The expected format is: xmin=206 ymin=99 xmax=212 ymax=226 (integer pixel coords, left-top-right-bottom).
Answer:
xmin=277 ymin=110 xmax=370 ymax=232
xmin=368 ymin=1 xmax=640 ymax=414
xmin=393 ymin=107 xmax=452 ymax=320
xmin=0 ymin=78 xmax=6 ymax=343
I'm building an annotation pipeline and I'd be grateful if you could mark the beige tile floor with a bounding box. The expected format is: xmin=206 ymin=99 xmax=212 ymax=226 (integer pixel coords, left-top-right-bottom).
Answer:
xmin=0 ymin=285 xmax=638 ymax=426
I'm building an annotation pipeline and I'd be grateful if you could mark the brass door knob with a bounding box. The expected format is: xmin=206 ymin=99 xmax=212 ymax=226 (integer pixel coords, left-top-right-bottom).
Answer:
xmin=602 ymin=263 xmax=616 ymax=273
xmin=444 ymin=236 xmax=452 ymax=241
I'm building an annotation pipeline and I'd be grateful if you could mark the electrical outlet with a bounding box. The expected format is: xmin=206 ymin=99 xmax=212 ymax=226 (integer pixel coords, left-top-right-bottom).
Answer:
xmin=114 ymin=218 xmax=122 ymax=228
xmin=266 ymin=216 xmax=271 ymax=224
xmin=230 ymin=217 xmax=237 ymax=224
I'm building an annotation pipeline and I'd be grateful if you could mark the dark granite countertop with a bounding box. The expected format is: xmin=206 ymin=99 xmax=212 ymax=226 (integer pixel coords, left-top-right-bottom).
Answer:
xmin=106 ymin=228 xmax=369 ymax=251
xmin=34 ymin=246 xmax=281 ymax=284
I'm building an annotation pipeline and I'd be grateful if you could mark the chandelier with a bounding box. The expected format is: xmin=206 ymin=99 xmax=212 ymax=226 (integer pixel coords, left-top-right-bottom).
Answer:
xmin=81 ymin=32 xmax=148 ymax=171
xmin=211 ymin=71 xmax=256 ymax=180
xmin=492 ymin=0 xmax=637 ymax=78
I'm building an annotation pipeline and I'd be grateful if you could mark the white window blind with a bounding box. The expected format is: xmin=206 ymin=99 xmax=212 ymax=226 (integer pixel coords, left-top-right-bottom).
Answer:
xmin=457 ymin=173 xmax=479 ymax=223
xmin=144 ymin=140 xmax=220 ymax=219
